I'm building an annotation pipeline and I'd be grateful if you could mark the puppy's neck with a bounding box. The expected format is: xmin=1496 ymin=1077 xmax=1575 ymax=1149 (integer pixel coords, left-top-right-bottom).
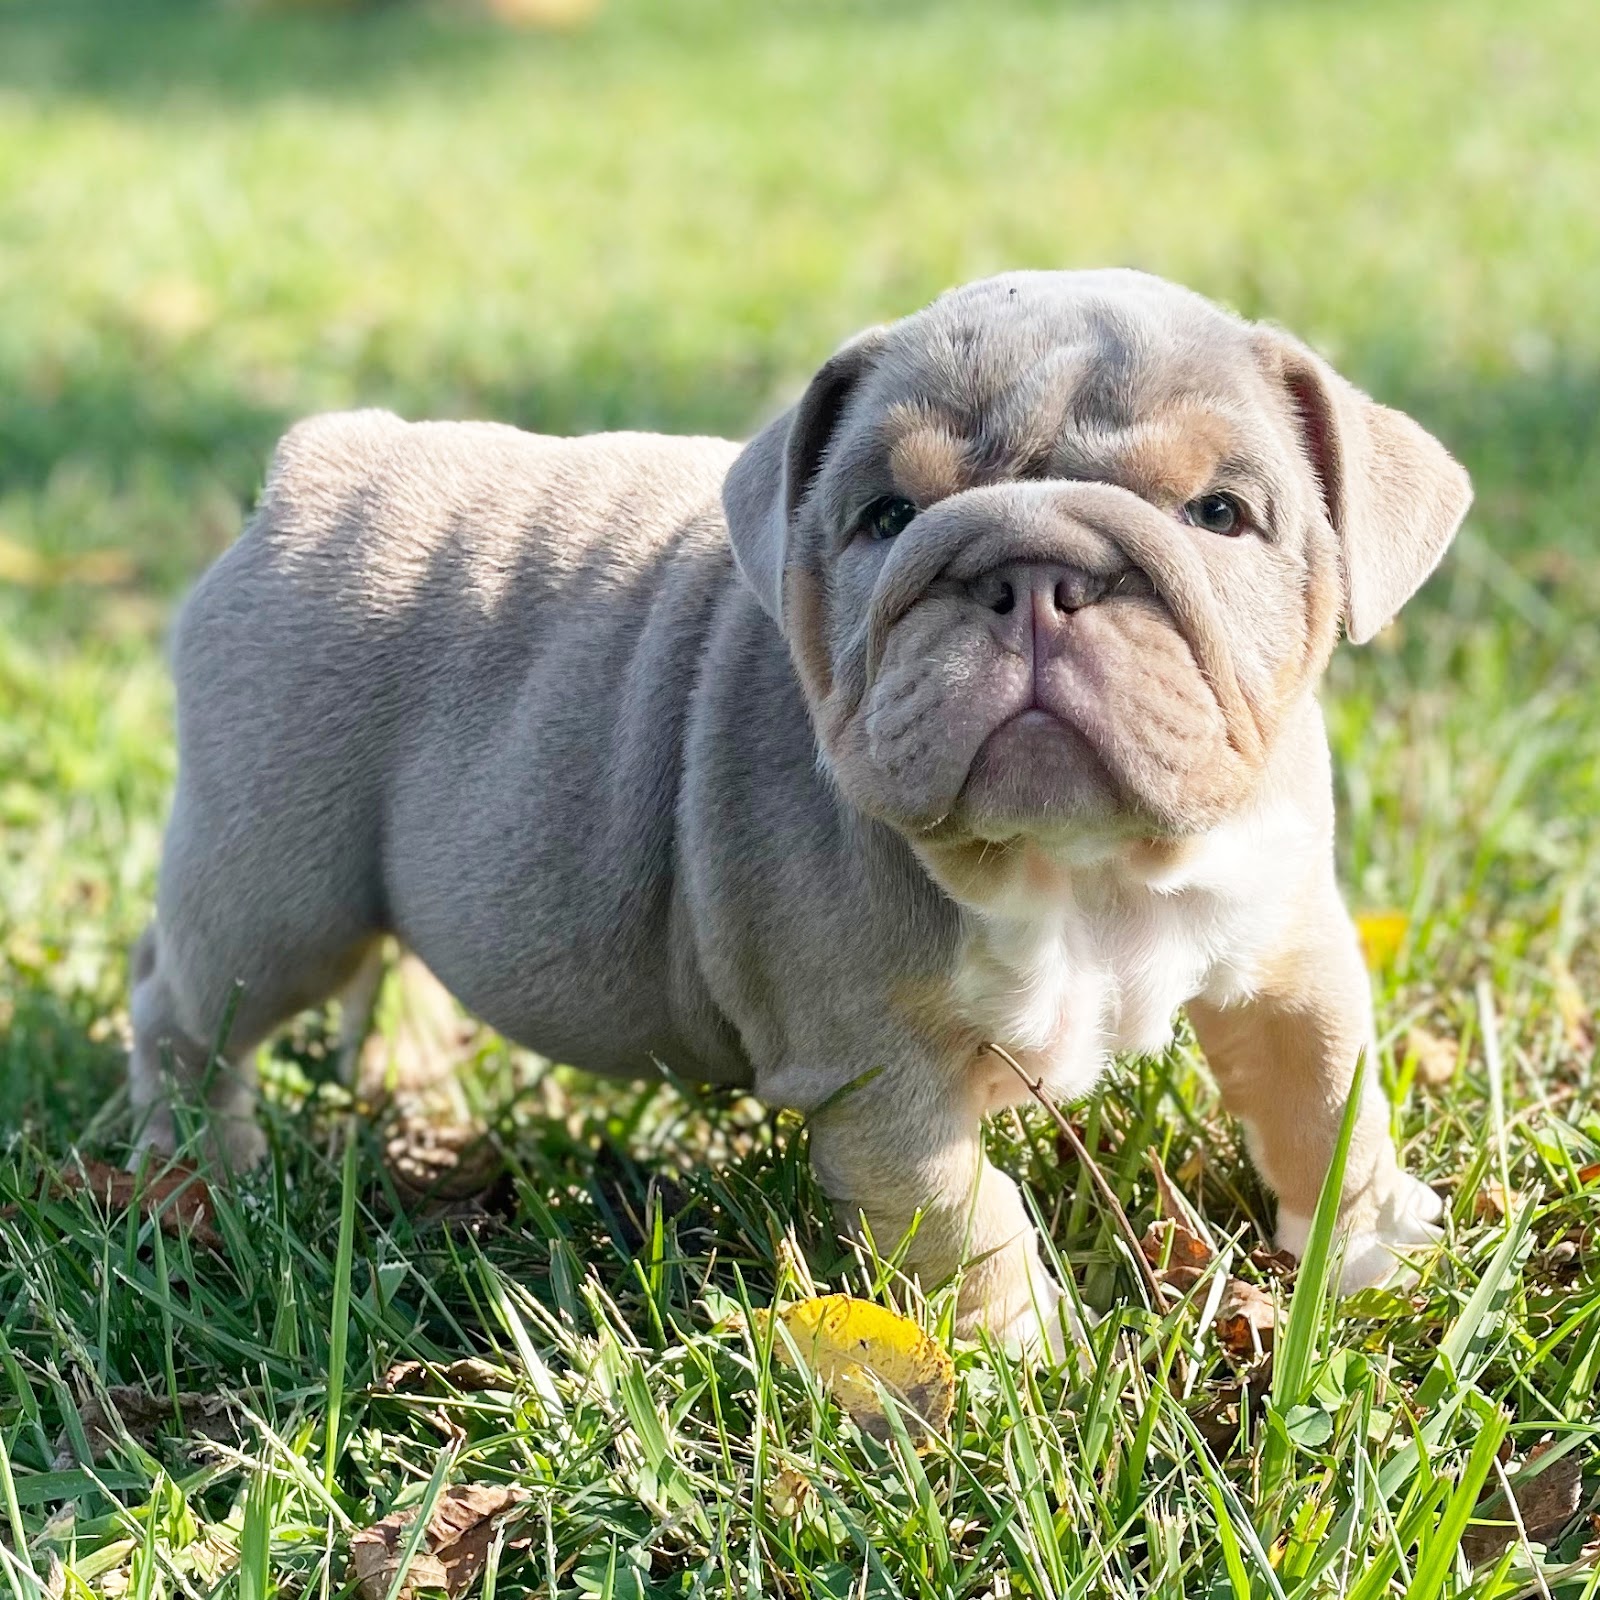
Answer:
xmin=923 ymin=800 xmax=1315 ymax=1106
xmin=913 ymin=824 xmax=1203 ymax=915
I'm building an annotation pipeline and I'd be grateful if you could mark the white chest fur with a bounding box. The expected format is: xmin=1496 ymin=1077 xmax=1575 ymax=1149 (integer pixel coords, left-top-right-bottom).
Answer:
xmin=949 ymin=802 xmax=1315 ymax=1107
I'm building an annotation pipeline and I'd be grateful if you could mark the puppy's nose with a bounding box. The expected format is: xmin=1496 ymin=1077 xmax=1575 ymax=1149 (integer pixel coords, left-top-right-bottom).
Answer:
xmin=966 ymin=562 xmax=1110 ymax=639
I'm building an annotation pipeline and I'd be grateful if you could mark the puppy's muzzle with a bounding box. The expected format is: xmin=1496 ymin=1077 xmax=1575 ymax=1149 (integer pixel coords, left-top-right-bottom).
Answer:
xmin=966 ymin=561 xmax=1116 ymax=621
xmin=963 ymin=559 xmax=1157 ymax=667
xmin=863 ymin=480 xmax=1267 ymax=766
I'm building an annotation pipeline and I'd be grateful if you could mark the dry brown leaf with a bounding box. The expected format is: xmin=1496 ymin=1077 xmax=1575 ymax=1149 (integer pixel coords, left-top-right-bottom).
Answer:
xmin=350 ymin=1485 xmax=530 ymax=1600
xmin=1405 ymin=1026 xmax=1459 ymax=1089
xmin=1155 ymin=1263 xmax=1209 ymax=1298
xmin=1147 ymin=1146 xmax=1215 ymax=1250
xmin=1213 ymin=1278 xmax=1276 ymax=1363
xmin=1188 ymin=1377 xmax=1267 ymax=1455
xmin=1140 ymin=1216 xmax=1214 ymax=1274
xmin=1248 ymin=1246 xmax=1301 ymax=1281
xmin=768 ymin=1465 xmax=815 ymax=1521
xmin=56 ymin=1385 xmax=237 ymax=1466
xmin=380 ymin=1358 xmax=509 ymax=1395
xmin=53 ymin=1160 xmax=223 ymax=1251
xmin=1189 ymin=1391 xmax=1244 ymax=1454
xmin=1475 ymin=1182 xmax=1517 ymax=1221
xmin=1461 ymin=1441 xmax=1585 ymax=1564
xmin=1577 ymin=1163 xmax=1600 ymax=1186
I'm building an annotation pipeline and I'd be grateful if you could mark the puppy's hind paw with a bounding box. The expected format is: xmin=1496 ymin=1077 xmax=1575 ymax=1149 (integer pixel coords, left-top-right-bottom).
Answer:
xmin=128 ymin=1111 xmax=268 ymax=1178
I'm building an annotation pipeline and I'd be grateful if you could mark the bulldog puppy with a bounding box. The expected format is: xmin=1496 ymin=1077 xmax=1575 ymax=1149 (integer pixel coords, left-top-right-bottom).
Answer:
xmin=129 ymin=270 xmax=1469 ymax=1350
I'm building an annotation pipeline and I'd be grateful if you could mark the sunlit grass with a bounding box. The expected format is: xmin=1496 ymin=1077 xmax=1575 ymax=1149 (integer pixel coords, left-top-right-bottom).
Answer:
xmin=0 ymin=0 xmax=1596 ymax=1594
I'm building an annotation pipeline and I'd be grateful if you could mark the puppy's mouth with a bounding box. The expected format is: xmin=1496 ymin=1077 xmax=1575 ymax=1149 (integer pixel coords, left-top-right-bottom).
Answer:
xmin=948 ymin=602 xmax=1153 ymax=834
xmin=956 ymin=704 xmax=1124 ymax=834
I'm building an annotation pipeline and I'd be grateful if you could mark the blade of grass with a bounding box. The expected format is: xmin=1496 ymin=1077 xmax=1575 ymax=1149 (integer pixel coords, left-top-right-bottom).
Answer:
xmin=1272 ymin=1050 xmax=1368 ymax=1416
xmin=1401 ymin=1394 xmax=1508 ymax=1600
xmin=1415 ymin=1196 xmax=1537 ymax=1411
xmin=379 ymin=1448 xmax=456 ymax=1600
xmin=0 ymin=1429 xmax=33 ymax=1600
xmin=322 ymin=1121 xmax=361 ymax=1500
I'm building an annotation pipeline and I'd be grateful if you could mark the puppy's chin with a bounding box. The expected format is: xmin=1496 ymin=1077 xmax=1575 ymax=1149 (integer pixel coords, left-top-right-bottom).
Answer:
xmin=951 ymin=709 xmax=1132 ymax=839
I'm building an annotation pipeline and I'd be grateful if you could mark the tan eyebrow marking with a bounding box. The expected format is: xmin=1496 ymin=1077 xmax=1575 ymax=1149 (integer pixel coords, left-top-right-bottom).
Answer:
xmin=1094 ymin=409 xmax=1237 ymax=506
xmin=883 ymin=401 xmax=972 ymax=506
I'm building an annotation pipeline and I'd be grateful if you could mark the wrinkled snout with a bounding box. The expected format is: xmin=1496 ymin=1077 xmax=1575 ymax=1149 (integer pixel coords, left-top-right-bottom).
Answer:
xmin=963 ymin=560 xmax=1154 ymax=682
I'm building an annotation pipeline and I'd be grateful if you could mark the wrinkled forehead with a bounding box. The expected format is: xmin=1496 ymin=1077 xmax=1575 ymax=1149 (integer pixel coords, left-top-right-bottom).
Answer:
xmin=839 ymin=275 xmax=1291 ymax=506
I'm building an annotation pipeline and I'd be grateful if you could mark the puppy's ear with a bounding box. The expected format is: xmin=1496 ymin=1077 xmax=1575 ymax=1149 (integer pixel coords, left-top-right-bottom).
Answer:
xmin=1268 ymin=335 xmax=1472 ymax=644
xmin=723 ymin=327 xmax=888 ymax=624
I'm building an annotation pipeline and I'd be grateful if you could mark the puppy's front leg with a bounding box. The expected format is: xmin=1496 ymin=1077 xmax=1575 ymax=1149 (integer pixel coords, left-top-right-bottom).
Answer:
xmin=1187 ymin=888 xmax=1442 ymax=1291
xmin=806 ymin=1060 xmax=1066 ymax=1352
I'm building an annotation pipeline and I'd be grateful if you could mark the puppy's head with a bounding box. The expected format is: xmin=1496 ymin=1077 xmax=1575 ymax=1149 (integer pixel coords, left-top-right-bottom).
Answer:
xmin=725 ymin=271 xmax=1470 ymax=866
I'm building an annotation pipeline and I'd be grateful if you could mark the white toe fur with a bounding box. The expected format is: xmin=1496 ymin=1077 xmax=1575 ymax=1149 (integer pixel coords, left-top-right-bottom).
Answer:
xmin=993 ymin=1276 xmax=1096 ymax=1364
xmin=1277 ymin=1172 xmax=1443 ymax=1293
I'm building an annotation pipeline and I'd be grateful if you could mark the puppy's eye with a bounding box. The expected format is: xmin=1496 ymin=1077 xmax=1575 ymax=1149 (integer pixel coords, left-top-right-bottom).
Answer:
xmin=861 ymin=496 xmax=918 ymax=541
xmin=1181 ymin=492 xmax=1246 ymax=536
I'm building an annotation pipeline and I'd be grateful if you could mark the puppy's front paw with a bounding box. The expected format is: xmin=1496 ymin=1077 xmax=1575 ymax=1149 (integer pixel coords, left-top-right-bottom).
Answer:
xmin=1277 ymin=1172 xmax=1443 ymax=1294
xmin=977 ymin=1276 xmax=1095 ymax=1366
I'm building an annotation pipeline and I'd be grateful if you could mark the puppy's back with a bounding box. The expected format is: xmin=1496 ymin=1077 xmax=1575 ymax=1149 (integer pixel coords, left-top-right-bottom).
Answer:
xmin=172 ymin=410 xmax=741 ymax=757
xmin=201 ymin=409 xmax=739 ymax=623
xmin=157 ymin=412 xmax=752 ymax=1078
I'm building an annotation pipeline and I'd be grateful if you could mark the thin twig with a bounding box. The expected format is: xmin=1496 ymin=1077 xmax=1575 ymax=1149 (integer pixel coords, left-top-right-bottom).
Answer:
xmin=983 ymin=1041 xmax=1167 ymax=1310
xmin=1491 ymin=1454 xmax=1556 ymax=1600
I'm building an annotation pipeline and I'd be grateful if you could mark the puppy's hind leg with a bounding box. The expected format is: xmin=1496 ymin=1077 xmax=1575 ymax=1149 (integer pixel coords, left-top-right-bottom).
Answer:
xmin=129 ymin=923 xmax=269 ymax=1172
xmin=130 ymin=918 xmax=380 ymax=1174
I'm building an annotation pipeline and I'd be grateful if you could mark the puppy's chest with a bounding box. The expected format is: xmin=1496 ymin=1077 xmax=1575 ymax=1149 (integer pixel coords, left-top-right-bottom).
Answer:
xmin=951 ymin=876 xmax=1251 ymax=1106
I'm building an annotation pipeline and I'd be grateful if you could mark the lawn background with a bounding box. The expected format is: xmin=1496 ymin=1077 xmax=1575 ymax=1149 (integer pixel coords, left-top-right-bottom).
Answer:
xmin=1 ymin=0 xmax=1598 ymax=1595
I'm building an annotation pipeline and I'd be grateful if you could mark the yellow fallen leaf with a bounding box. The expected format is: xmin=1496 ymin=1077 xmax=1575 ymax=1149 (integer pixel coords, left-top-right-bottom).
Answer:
xmin=772 ymin=1295 xmax=954 ymax=1442
xmin=1356 ymin=910 xmax=1409 ymax=969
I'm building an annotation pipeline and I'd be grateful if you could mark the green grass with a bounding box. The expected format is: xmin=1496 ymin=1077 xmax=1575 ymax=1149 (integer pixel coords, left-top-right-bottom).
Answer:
xmin=2 ymin=0 xmax=1598 ymax=1593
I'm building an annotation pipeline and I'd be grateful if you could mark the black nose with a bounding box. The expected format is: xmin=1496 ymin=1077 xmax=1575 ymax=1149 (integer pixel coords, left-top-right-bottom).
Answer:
xmin=966 ymin=562 xmax=1110 ymax=618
